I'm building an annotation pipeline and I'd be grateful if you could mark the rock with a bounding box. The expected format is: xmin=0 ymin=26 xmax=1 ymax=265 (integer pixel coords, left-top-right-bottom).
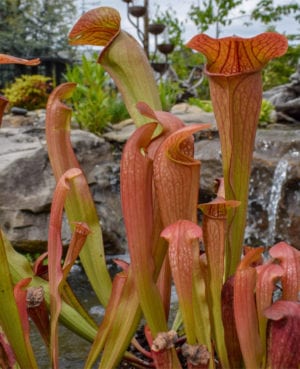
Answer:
xmin=102 ymin=104 xmax=217 ymax=144
xmin=1 ymin=109 xmax=46 ymax=128
xmin=171 ymin=103 xmax=217 ymax=130
xmin=0 ymin=125 xmax=125 ymax=255
xmin=247 ymin=130 xmax=300 ymax=248
xmin=102 ymin=119 xmax=135 ymax=143
xmin=264 ymin=64 xmax=300 ymax=123
xmin=11 ymin=107 xmax=28 ymax=116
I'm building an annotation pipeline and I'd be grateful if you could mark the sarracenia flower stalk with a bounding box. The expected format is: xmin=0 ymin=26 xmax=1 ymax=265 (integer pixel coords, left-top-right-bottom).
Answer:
xmin=187 ymin=33 xmax=288 ymax=276
xmin=69 ymin=6 xmax=161 ymax=126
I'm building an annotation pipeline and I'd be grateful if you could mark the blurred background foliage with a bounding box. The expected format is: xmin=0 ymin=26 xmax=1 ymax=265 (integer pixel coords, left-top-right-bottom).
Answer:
xmin=3 ymin=74 xmax=52 ymax=110
xmin=64 ymin=54 xmax=129 ymax=134
xmin=0 ymin=0 xmax=76 ymax=57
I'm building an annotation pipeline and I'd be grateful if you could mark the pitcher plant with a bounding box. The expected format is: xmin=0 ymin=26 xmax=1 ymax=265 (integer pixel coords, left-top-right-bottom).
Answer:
xmin=0 ymin=5 xmax=299 ymax=369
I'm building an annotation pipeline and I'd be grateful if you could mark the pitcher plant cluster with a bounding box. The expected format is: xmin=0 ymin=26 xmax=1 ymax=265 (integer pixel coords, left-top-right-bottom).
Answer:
xmin=0 ymin=6 xmax=299 ymax=369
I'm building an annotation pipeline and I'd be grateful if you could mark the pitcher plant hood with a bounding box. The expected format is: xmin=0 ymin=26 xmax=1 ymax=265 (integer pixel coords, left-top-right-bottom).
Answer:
xmin=69 ymin=6 xmax=161 ymax=126
xmin=186 ymin=33 xmax=288 ymax=76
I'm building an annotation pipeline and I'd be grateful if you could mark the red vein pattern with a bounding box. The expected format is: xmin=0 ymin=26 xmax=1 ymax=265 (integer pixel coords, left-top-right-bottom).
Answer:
xmin=69 ymin=6 xmax=120 ymax=46
xmin=186 ymin=33 xmax=288 ymax=75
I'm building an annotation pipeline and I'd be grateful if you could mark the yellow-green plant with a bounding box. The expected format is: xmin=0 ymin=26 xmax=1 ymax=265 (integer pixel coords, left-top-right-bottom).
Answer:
xmin=259 ymin=99 xmax=275 ymax=126
xmin=158 ymin=79 xmax=184 ymax=112
xmin=3 ymin=74 xmax=52 ymax=110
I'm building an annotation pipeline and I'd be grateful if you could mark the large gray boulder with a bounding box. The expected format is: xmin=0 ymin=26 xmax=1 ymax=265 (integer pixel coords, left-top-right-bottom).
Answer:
xmin=0 ymin=124 xmax=125 ymax=254
xmin=264 ymin=64 xmax=300 ymax=123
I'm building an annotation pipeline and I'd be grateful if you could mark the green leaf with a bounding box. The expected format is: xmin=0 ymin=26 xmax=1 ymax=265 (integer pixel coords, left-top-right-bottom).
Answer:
xmin=0 ymin=232 xmax=38 ymax=369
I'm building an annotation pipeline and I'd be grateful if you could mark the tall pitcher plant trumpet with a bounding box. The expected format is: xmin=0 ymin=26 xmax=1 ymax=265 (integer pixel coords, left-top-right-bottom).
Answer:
xmin=1 ymin=5 xmax=299 ymax=369
xmin=186 ymin=33 xmax=289 ymax=277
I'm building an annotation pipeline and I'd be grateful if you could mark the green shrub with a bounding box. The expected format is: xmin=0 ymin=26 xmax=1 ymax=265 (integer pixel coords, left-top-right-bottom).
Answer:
xmin=158 ymin=79 xmax=183 ymax=111
xmin=258 ymin=99 xmax=275 ymax=126
xmin=262 ymin=43 xmax=300 ymax=91
xmin=65 ymin=54 xmax=129 ymax=134
xmin=3 ymin=74 xmax=52 ymax=110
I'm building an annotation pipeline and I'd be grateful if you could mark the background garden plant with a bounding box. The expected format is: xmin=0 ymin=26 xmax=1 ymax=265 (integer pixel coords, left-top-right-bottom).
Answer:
xmin=0 ymin=6 xmax=300 ymax=369
xmin=3 ymin=74 xmax=52 ymax=111
xmin=64 ymin=54 xmax=129 ymax=134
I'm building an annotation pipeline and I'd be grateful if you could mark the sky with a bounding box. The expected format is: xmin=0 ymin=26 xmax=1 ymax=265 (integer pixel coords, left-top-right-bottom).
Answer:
xmin=74 ymin=0 xmax=300 ymax=43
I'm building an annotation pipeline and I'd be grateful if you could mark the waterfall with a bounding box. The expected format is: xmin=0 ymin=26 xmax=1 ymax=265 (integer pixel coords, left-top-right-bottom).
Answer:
xmin=266 ymin=158 xmax=289 ymax=246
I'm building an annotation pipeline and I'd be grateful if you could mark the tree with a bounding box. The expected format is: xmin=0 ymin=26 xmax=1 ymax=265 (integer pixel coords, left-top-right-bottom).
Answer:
xmin=251 ymin=0 xmax=300 ymax=25
xmin=188 ymin=0 xmax=300 ymax=38
xmin=188 ymin=0 xmax=244 ymax=38
xmin=0 ymin=0 xmax=76 ymax=57
xmin=153 ymin=5 xmax=186 ymax=46
xmin=0 ymin=0 xmax=31 ymax=56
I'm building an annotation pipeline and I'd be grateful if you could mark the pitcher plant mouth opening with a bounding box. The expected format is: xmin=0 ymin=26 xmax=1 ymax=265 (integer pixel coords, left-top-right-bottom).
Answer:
xmin=1 ymin=5 xmax=299 ymax=369
xmin=186 ymin=33 xmax=288 ymax=76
